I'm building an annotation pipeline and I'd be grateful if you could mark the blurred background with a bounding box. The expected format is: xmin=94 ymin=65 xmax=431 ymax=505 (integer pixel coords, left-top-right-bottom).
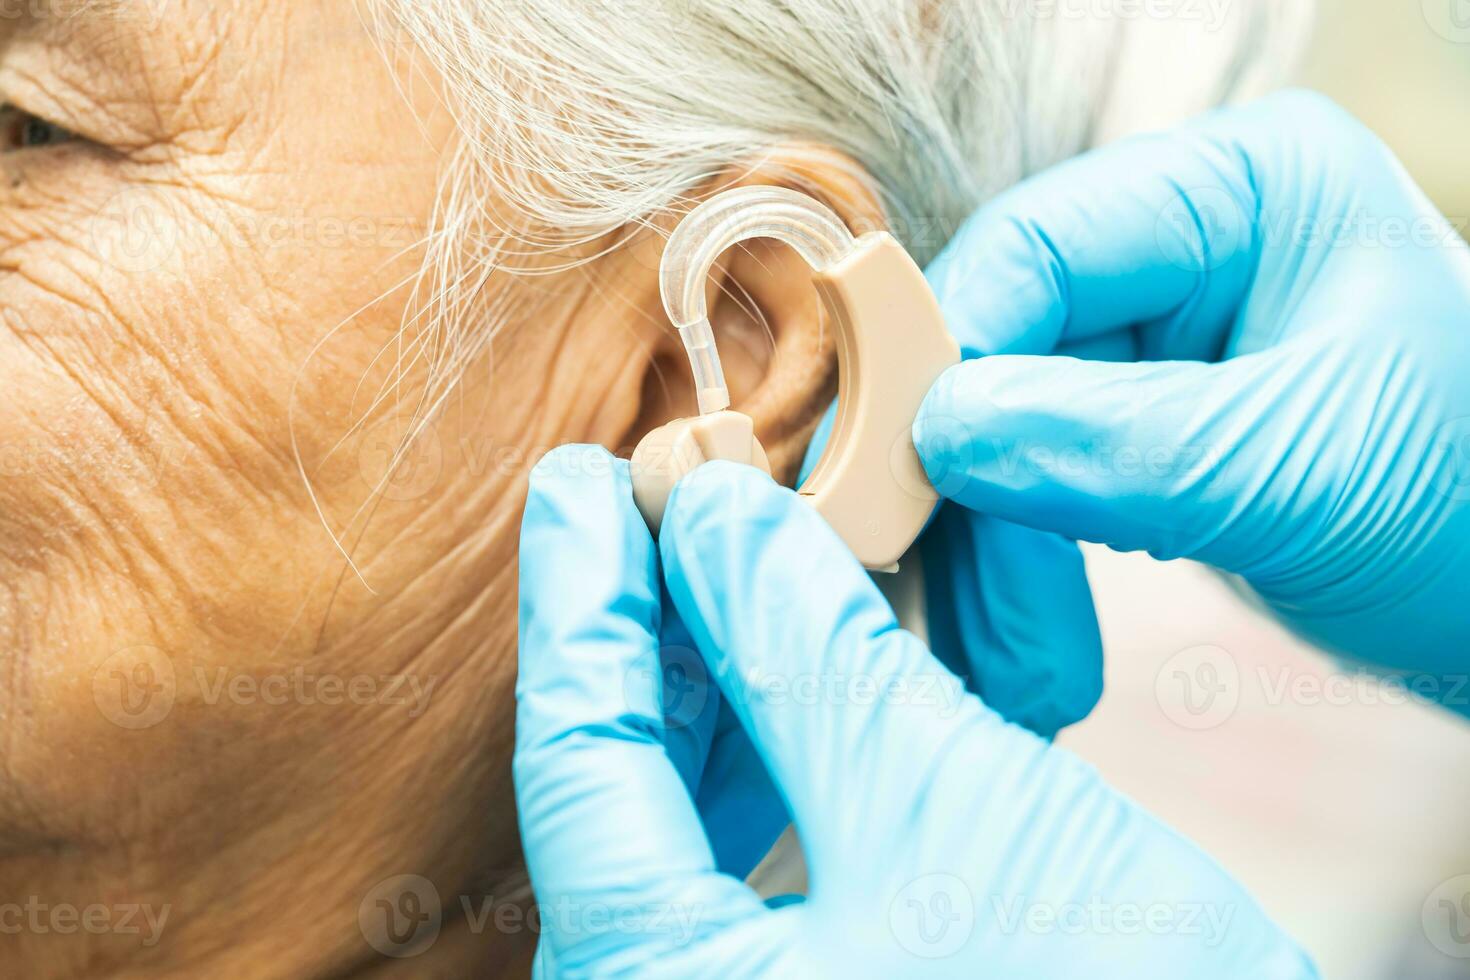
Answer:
xmin=1060 ymin=10 xmax=1470 ymax=979
xmin=1302 ymin=2 xmax=1470 ymax=218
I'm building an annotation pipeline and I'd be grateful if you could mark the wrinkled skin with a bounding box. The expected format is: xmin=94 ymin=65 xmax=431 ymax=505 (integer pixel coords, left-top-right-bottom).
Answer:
xmin=0 ymin=1 xmax=851 ymax=976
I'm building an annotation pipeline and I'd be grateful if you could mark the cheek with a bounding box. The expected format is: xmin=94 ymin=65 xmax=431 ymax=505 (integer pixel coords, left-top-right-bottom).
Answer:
xmin=0 ymin=167 xmax=387 ymax=696
xmin=0 ymin=151 xmax=426 ymax=535
xmin=0 ymin=295 xmax=182 ymax=565
xmin=0 ymin=195 xmax=240 ymax=552
xmin=0 ymin=213 xmax=418 ymax=842
xmin=0 ymin=155 xmax=216 ymax=524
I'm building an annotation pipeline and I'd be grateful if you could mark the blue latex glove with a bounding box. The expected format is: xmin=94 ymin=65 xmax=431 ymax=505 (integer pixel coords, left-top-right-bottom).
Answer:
xmin=917 ymin=90 xmax=1470 ymax=701
xmin=799 ymin=407 xmax=1102 ymax=739
xmin=516 ymin=445 xmax=1316 ymax=978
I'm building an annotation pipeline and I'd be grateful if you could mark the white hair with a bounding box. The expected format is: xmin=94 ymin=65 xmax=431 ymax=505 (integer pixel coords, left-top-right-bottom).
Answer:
xmin=377 ymin=0 xmax=1308 ymax=247
xmin=351 ymin=0 xmax=1311 ymax=481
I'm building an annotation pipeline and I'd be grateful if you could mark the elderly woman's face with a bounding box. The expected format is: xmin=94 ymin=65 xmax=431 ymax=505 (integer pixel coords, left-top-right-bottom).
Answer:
xmin=0 ymin=0 xmax=845 ymax=974
xmin=0 ymin=1 xmax=539 ymax=973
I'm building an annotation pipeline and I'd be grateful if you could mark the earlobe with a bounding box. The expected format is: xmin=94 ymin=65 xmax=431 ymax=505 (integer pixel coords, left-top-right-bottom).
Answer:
xmin=625 ymin=144 xmax=889 ymax=483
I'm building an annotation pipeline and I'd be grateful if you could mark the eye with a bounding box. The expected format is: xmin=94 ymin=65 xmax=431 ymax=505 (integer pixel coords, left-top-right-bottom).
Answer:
xmin=0 ymin=104 xmax=77 ymax=152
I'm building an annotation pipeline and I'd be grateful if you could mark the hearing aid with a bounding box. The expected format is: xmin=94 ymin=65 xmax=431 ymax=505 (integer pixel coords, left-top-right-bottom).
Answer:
xmin=630 ymin=186 xmax=961 ymax=572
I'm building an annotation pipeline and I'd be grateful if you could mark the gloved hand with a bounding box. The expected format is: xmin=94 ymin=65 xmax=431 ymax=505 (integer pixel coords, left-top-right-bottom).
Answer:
xmin=916 ymin=90 xmax=1470 ymax=701
xmin=515 ymin=445 xmax=1316 ymax=978
xmin=799 ymin=405 xmax=1102 ymax=740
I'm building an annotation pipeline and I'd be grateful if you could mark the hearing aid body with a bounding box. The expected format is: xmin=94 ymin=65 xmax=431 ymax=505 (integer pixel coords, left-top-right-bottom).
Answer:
xmin=631 ymin=187 xmax=959 ymax=572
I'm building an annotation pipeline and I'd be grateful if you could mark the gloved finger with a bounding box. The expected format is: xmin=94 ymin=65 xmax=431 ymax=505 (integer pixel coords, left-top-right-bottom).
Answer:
xmin=923 ymin=93 xmax=1372 ymax=364
xmin=915 ymin=351 xmax=1289 ymax=571
xmin=652 ymin=598 xmax=786 ymax=878
xmin=694 ymin=698 xmax=790 ymax=879
xmin=515 ymin=446 xmax=762 ymax=961
xmin=626 ymin=593 xmax=787 ymax=875
xmin=659 ymin=461 xmax=971 ymax=857
xmin=613 ymin=590 xmax=789 ymax=882
xmin=1057 ymin=328 xmax=1141 ymax=363
xmin=925 ymin=139 xmax=1250 ymax=362
xmin=658 ymin=592 xmax=790 ymax=881
xmin=922 ymin=503 xmax=1102 ymax=738
xmin=650 ymin=601 xmax=721 ymax=805
xmin=906 ymin=260 xmax=1127 ymax=732
xmin=802 ymin=393 xmax=1101 ymax=738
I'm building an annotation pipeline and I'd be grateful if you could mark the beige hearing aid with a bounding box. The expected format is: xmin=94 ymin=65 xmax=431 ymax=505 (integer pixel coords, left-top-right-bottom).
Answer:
xmin=631 ymin=187 xmax=960 ymax=572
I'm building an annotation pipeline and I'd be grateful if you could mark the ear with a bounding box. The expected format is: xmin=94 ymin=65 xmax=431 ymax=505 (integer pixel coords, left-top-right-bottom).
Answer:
xmin=625 ymin=145 xmax=887 ymax=484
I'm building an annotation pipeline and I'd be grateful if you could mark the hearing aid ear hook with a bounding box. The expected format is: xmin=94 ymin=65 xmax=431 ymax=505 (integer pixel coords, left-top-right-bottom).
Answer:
xmin=630 ymin=186 xmax=960 ymax=572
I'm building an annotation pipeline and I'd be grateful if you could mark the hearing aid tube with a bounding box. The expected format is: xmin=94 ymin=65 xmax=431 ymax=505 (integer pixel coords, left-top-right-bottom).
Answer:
xmin=659 ymin=187 xmax=858 ymax=415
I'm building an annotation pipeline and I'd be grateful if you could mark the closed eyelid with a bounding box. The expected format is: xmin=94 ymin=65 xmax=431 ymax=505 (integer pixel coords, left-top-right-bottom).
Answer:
xmin=0 ymin=3 xmax=185 ymax=150
xmin=0 ymin=10 xmax=257 ymax=160
xmin=0 ymin=58 xmax=152 ymax=152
